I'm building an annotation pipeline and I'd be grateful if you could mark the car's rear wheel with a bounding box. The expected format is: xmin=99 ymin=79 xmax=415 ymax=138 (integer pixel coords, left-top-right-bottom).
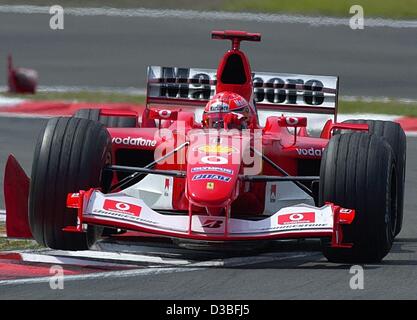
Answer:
xmin=338 ymin=119 xmax=406 ymax=236
xmin=74 ymin=108 xmax=137 ymax=128
xmin=320 ymin=132 xmax=397 ymax=263
xmin=29 ymin=117 xmax=112 ymax=250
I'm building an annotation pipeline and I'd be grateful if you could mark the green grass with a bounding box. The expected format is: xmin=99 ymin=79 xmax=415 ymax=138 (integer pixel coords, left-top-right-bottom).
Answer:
xmin=0 ymin=0 xmax=417 ymax=18
xmin=3 ymin=91 xmax=417 ymax=116
xmin=0 ymin=223 xmax=42 ymax=250
xmin=224 ymin=0 xmax=417 ymax=19
xmin=0 ymin=238 xmax=42 ymax=250
xmin=2 ymin=91 xmax=145 ymax=104
xmin=0 ymin=0 xmax=226 ymax=10
xmin=339 ymin=100 xmax=417 ymax=117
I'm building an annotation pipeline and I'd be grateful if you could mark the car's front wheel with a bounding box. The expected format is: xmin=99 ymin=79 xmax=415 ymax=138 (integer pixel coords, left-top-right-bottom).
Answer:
xmin=320 ymin=132 xmax=397 ymax=263
xmin=338 ymin=119 xmax=406 ymax=236
xmin=29 ymin=117 xmax=112 ymax=250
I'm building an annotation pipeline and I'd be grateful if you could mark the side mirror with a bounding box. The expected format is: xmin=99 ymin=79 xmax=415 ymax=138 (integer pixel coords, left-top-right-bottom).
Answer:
xmin=278 ymin=116 xmax=307 ymax=128
xmin=148 ymin=108 xmax=178 ymax=121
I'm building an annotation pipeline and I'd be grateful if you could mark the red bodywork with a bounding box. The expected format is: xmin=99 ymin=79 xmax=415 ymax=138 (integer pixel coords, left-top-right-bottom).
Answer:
xmin=4 ymin=30 xmax=367 ymax=247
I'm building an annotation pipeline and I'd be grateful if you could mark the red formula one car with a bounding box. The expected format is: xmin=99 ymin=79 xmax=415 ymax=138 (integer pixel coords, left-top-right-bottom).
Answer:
xmin=5 ymin=30 xmax=406 ymax=263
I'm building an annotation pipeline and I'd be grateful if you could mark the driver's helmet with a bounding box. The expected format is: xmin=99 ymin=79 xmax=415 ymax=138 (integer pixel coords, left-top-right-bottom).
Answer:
xmin=202 ymin=92 xmax=254 ymax=129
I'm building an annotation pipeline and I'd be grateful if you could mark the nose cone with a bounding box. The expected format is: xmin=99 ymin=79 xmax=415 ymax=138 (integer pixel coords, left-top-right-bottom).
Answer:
xmin=187 ymin=165 xmax=239 ymax=207
xmin=186 ymin=133 xmax=243 ymax=207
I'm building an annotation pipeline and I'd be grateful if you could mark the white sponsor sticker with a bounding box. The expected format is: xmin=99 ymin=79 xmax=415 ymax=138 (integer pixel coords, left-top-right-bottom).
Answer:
xmin=191 ymin=166 xmax=233 ymax=175
xmin=209 ymin=102 xmax=229 ymax=112
xmin=192 ymin=174 xmax=231 ymax=182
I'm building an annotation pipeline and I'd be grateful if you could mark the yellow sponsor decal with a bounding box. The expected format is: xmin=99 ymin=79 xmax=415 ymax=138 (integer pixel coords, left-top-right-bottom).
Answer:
xmin=197 ymin=145 xmax=238 ymax=154
xmin=206 ymin=182 xmax=215 ymax=190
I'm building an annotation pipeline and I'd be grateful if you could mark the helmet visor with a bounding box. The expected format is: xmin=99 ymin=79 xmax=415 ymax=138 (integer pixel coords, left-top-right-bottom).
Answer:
xmin=203 ymin=112 xmax=225 ymax=129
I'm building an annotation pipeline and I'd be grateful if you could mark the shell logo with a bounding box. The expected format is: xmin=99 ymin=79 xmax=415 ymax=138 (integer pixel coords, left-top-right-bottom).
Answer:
xmin=197 ymin=145 xmax=238 ymax=154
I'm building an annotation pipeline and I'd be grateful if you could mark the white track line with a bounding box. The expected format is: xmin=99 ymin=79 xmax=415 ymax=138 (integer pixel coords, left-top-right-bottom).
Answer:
xmin=0 ymin=5 xmax=416 ymax=29
xmin=0 ymin=266 xmax=202 ymax=286
xmin=0 ymin=112 xmax=52 ymax=119
xmin=3 ymin=88 xmax=417 ymax=105
xmin=0 ymin=86 xmax=145 ymax=96
xmin=0 ymin=252 xmax=316 ymax=286
xmin=12 ymin=249 xmax=315 ymax=268
xmin=46 ymin=250 xmax=192 ymax=265
xmin=13 ymin=252 xmax=138 ymax=268
xmin=35 ymin=86 xmax=145 ymax=96
xmin=190 ymin=252 xmax=316 ymax=267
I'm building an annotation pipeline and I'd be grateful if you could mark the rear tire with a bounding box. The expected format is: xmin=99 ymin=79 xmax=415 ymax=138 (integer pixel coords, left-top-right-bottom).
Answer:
xmin=74 ymin=108 xmax=137 ymax=128
xmin=29 ymin=117 xmax=112 ymax=250
xmin=320 ymin=133 xmax=397 ymax=263
xmin=338 ymin=119 xmax=406 ymax=236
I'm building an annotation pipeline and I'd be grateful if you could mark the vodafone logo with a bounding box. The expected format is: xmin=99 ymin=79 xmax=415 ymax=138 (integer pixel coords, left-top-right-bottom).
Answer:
xmin=115 ymin=202 xmax=130 ymax=211
xmin=286 ymin=117 xmax=299 ymax=126
xmin=278 ymin=212 xmax=315 ymax=225
xmin=103 ymin=199 xmax=142 ymax=217
xmin=200 ymin=155 xmax=228 ymax=165
xmin=289 ymin=213 xmax=304 ymax=221
xmin=158 ymin=109 xmax=171 ymax=118
xmin=279 ymin=116 xmax=307 ymax=127
xmin=296 ymin=147 xmax=324 ymax=157
xmin=112 ymin=137 xmax=157 ymax=147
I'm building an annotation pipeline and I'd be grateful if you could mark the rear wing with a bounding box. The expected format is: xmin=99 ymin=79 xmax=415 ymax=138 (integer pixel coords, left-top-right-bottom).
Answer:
xmin=146 ymin=66 xmax=339 ymax=115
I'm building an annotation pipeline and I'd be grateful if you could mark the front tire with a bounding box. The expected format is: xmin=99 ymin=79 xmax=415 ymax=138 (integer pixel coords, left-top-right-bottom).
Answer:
xmin=338 ymin=119 xmax=406 ymax=236
xmin=29 ymin=117 xmax=112 ymax=250
xmin=320 ymin=133 xmax=397 ymax=263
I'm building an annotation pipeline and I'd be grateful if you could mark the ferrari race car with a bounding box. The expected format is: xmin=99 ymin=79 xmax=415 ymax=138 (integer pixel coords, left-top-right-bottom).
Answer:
xmin=5 ymin=30 xmax=406 ymax=263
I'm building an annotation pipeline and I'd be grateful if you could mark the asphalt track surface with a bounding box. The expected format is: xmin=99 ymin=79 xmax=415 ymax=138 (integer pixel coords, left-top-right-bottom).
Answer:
xmin=1 ymin=8 xmax=417 ymax=300
xmin=0 ymin=10 xmax=417 ymax=98
xmin=0 ymin=116 xmax=417 ymax=299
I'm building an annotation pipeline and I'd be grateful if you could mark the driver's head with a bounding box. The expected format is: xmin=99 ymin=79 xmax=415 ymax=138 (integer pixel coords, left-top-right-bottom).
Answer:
xmin=202 ymin=92 xmax=252 ymax=130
